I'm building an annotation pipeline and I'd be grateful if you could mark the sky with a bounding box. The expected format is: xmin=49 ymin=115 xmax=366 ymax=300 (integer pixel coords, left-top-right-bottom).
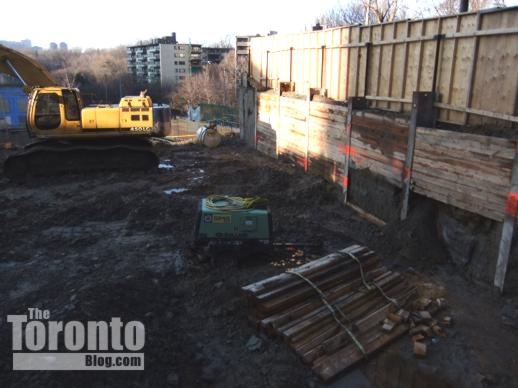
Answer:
xmin=2 ymin=0 xmax=517 ymax=50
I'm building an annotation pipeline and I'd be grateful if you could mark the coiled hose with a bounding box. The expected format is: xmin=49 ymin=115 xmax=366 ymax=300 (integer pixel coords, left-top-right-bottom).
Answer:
xmin=204 ymin=195 xmax=266 ymax=211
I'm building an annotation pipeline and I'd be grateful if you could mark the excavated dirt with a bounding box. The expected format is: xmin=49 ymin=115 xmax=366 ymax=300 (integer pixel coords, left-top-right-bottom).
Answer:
xmin=0 ymin=135 xmax=517 ymax=388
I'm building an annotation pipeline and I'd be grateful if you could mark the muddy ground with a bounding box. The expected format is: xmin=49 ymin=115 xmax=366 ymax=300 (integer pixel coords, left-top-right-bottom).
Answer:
xmin=0 ymin=134 xmax=517 ymax=388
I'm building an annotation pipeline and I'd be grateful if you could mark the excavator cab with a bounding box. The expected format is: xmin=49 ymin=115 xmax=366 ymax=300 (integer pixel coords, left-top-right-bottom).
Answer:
xmin=27 ymin=87 xmax=83 ymax=135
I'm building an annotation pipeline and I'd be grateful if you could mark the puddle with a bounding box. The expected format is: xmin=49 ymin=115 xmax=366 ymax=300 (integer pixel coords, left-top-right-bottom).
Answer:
xmin=173 ymin=250 xmax=187 ymax=275
xmin=159 ymin=160 xmax=175 ymax=170
xmin=164 ymin=188 xmax=189 ymax=195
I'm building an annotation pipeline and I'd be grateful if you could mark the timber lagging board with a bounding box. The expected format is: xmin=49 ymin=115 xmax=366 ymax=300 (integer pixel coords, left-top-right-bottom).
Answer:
xmin=412 ymin=127 xmax=514 ymax=222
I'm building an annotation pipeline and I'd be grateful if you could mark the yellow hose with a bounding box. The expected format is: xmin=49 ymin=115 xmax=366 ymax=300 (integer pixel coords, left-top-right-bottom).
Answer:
xmin=204 ymin=195 xmax=266 ymax=211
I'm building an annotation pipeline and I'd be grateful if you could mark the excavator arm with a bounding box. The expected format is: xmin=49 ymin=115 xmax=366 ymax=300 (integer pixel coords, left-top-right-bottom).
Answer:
xmin=0 ymin=44 xmax=57 ymax=87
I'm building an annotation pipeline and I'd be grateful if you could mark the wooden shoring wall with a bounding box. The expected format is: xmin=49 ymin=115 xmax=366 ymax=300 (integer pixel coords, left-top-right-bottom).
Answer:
xmin=350 ymin=111 xmax=409 ymax=188
xmin=412 ymin=128 xmax=515 ymax=221
xmin=249 ymin=7 xmax=518 ymax=127
xmin=256 ymin=92 xmax=410 ymax=189
xmin=254 ymin=90 xmax=518 ymax=291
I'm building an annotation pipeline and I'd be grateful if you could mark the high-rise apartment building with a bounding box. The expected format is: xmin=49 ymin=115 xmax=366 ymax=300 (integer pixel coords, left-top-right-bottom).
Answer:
xmin=127 ymin=33 xmax=202 ymax=87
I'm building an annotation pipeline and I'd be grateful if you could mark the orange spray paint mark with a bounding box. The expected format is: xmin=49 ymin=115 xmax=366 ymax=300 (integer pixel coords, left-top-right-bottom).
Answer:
xmin=403 ymin=166 xmax=411 ymax=180
xmin=506 ymin=192 xmax=518 ymax=217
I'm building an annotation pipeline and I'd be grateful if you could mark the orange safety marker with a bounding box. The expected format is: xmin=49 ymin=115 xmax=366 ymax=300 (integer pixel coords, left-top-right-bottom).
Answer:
xmin=505 ymin=191 xmax=518 ymax=217
xmin=403 ymin=166 xmax=411 ymax=180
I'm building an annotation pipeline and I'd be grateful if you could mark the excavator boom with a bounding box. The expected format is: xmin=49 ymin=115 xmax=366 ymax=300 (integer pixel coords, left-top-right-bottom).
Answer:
xmin=0 ymin=44 xmax=57 ymax=87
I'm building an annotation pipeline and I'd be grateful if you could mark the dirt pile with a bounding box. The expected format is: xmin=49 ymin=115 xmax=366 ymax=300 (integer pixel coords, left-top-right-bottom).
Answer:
xmin=0 ymin=138 xmax=517 ymax=387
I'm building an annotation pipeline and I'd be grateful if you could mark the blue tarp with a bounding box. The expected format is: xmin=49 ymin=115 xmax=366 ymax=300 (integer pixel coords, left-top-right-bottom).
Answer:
xmin=0 ymin=86 xmax=27 ymax=129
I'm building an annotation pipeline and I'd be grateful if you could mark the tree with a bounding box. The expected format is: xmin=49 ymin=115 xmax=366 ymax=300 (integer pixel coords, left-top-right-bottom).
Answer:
xmin=317 ymin=0 xmax=407 ymax=27
xmin=209 ymin=35 xmax=234 ymax=48
xmin=318 ymin=1 xmax=365 ymax=26
xmin=170 ymin=51 xmax=237 ymax=111
xmin=24 ymin=47 xmax=130 ymax=103
xmin=434 ymin=0 xmax=505 ymax=15
xmin=367 ymin=0 xmax=404 ymax=23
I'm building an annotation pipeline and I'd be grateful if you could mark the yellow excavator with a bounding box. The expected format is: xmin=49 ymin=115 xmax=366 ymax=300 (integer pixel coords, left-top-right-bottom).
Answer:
xmin=0 ymin=44 xmax=171 ymax=179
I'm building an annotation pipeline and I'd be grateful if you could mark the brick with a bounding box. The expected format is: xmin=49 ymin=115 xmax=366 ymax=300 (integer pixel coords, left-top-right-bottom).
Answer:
xmin=440 ymin=316 xmax=453 ymax=327
xmin=432 ymin=324 xmax=446 ymax=338
xmin=411 ymin=333 xmax=425 ymax=343
xmin=388 ymin=312 xmax=403 ymax=324
xmin=416 ymin=298 xmax=432 ymax=310
xmin=436 ymin=298 xmax=447 ymax=309
xmin=409 ymin=324 xmax=432 ymax=337
xmin=382 ymin=320 xmax=396 ymax=332
xmin=414 ymin=341 xmax=427 ymax=358
xmin=397 ymin=309 xmax=410 ymax=322
xmin=419 ymin=311 xmax=432 ymax=320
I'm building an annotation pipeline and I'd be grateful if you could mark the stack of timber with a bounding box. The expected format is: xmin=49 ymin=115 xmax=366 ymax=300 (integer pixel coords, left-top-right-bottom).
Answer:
xmin=412 ymin=127 xmax=514 ymax=221
xmin=242 ymin=244 xmax=417 ymax=382
xmin=350 ymin=111 xmax=409 ymax=188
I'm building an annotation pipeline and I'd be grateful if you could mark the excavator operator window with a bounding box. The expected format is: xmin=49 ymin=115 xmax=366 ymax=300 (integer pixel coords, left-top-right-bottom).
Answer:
xmin=35 ymin=93 xmax=60 ymax=130
xmin=62 ymin=89 xmax=80 ymax=121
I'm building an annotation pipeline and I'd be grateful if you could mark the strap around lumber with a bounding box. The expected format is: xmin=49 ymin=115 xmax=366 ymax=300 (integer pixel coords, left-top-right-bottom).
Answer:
xmin=285 ymin=269 xmax=367 ymax=357
xmin=342 ymin=251 xmax=400 ymax=309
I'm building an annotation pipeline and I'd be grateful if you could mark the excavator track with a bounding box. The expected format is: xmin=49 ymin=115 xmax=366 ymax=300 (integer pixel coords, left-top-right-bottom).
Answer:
xmin=3 ymin=137 xmax=159 ymax=180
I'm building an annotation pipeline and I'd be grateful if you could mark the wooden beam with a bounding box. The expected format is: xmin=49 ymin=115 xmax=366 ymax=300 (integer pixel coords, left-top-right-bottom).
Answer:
xmin=431 ymin=18 xmax=444 ymax=93
xmin=401 ymin=91 xmax=436 ymax=220
xmin=255 ymin=25 xmax=518 ymax=53
xmin=463 ymin=13 xmax=482 ymax=125
xmin=494 ymin=143 xmax=518 ymax=294
xmin=446 ymin=15 xmax=461 ymax=123
xmin=399 ymin=21 xmax=411 ymax=112
xmin=434 ymin=102 xmax=518 ymax=124
xmin=415 ymin=21 xmax=426 ymax=92
xmin=366 ymin=96 xmax=412 ymax=104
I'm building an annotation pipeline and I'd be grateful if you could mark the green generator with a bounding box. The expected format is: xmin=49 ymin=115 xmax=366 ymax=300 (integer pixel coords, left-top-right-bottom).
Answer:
xmin=195 ymin=195 xmax=272 ymax=245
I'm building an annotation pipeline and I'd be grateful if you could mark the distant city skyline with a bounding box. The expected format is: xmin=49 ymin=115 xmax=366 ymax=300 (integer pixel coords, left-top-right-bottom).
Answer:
xmin=3 ymin=0 xmax=518 ymax=50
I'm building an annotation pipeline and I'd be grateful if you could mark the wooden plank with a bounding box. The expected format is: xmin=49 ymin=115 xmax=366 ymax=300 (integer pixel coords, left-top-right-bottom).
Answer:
xmin=413 ymin=151 xmax=512 ymax=182
xmin=412 ymin=171 xmax=507 ymax=208
xmin=412 ymin=161 xmax=510 ymax=196
xmin=495 ymin=143 xmax=518 ymax=293
xmin=312 ymin=320 xmax=409 ymax=381
xmin=242 ymin=245 xmax=366 ymax=296
xmin=413 ymin=179 xmax=504 ymax=221
xmin=416 ymin=127 xmax=515 ymax=158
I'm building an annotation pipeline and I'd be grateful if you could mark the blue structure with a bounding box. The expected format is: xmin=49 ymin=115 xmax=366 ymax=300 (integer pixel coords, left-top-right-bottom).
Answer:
xmin=0 ymin=87 xmax=27 ymax=129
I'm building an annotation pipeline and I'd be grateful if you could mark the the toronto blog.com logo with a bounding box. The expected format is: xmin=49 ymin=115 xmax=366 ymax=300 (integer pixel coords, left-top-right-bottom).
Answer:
xmin=7 ymin=307 xmax=145 ymax=370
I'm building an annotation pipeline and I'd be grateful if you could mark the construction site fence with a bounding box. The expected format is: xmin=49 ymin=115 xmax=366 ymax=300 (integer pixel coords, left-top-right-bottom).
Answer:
xmin=247 ymin=6 xmax=518 ymax=128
